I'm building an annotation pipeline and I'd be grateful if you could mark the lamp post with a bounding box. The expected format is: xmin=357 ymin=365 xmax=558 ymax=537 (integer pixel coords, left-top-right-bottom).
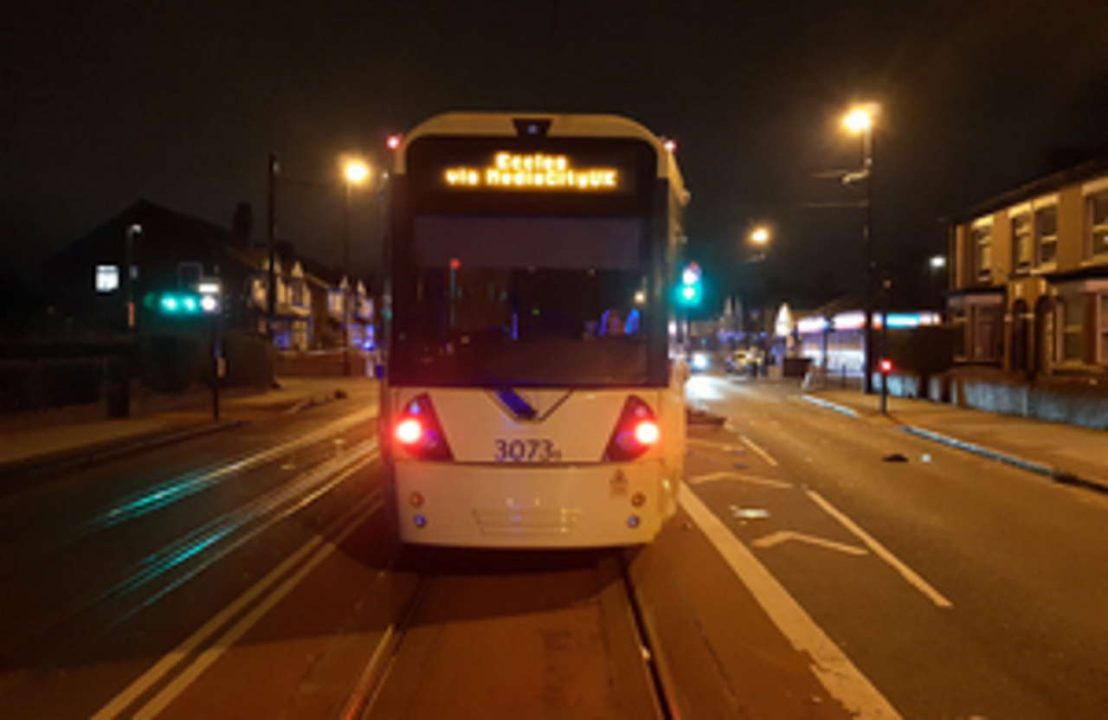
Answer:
xmin=341 ymin=156 xmax=371 ymax=376
xmin=735 ymin=224 xmax=773 ymax=347
xmin=841 ymin=103 xmax=879 ymax=393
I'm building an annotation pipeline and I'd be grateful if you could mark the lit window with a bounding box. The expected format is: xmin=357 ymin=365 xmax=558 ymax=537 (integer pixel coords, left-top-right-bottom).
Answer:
xmin=971 ymin=225 xmax=992 ymax=281
xmin=1088 ymin=190 xmax=1108 ymax=257
xmin=1011 ymin=214 xmax=1032 ymax=274
xmin=95 ymin=264 xmax=119 ymax=293
xmin=1034 ymin=205 xmax=1058 ymax=266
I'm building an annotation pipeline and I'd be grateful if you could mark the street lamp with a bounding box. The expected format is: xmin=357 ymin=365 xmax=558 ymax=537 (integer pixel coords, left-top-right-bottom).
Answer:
xmin=929 ymin=255 xmax=946 ymax=270
xmin=749 ymin=226 xmax=771 ymax=247
xmin=841 ymin=106 xmax=876 ymax=135
xmin=342 ymin=157 xmax=370 ymax=186
xmin=841 ymin=102 xmax=879 ymax=393
xmin=340 ymin=155 xmax=371 ymax=376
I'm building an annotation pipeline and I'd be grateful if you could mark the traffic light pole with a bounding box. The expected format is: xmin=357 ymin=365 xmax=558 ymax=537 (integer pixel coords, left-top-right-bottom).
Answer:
xmin=210 ymin=312 xmax=220 ymax=422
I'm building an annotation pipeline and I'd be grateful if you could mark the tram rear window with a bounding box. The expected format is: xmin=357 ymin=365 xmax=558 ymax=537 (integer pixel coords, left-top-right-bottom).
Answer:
xmin=391 ymin=216 xmax=652 ymax=387
xmin=414 ymin=216 xmax=644 ymax=270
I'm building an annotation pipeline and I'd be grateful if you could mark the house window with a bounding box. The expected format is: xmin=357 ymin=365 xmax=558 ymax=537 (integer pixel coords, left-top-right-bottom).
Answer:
xmin=1035 ymin=205 xmax=1058 ymax=266
xmin=1058 ymin=296 xmax=1085 ymax=363
xmin=178 ymin=262 xmax=203 ymax=289
xmin=95 ymin=264 xmax=119 ymax=293
xmin=971 ymin=305 xmax=1001 ymax=360
xmin=1011 ymin=213 xmax=1032 ymax=274
xmin=971 ymin=225 xmax=992 ymax=281
xmin=951 ymin=308 xmax=967 ymax=359
xmin=1088 ymin=190 xmax=1108 ymax=257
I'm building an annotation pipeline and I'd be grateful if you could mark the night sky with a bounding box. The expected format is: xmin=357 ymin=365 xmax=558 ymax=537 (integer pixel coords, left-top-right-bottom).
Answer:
xmin=4 ymin=0 xmax=1107 ymax=309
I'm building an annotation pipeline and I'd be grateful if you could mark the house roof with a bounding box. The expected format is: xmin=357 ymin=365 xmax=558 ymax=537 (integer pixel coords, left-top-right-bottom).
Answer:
xmin=46 ymin=199 xmax=351 ymax=288
xmin=950 ymin=151 xmax=1108 ymax=225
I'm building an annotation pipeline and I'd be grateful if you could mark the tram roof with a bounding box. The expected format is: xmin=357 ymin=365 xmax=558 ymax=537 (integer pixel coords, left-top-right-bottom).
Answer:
xmin=396 ymin=111 xmax=689 ymax=205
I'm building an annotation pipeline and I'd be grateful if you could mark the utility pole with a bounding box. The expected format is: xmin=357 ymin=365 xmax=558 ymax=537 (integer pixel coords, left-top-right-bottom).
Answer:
xmin=119 ymin=223 xmax=142 ymax=418
xmin=267 ymin=152 xmax=278 ymax=337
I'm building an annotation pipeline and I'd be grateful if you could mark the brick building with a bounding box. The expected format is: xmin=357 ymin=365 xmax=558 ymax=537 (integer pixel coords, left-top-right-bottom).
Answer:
xmin=948 ymin=157 xmax=1108 ymax=378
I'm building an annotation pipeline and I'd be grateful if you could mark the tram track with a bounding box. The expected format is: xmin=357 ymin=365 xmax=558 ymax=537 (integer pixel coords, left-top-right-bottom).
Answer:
xmin=349 ymin=548 xmax=675 ymax=720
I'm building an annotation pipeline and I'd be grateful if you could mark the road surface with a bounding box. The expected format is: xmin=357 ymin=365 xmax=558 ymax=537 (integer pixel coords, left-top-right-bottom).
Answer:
xmin=2 ymin=376 xmax=1106 ymax=718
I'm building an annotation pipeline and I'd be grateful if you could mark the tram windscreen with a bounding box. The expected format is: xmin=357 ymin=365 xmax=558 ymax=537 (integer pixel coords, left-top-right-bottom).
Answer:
xmin=391 ymin=215 xmax=651 ymax=387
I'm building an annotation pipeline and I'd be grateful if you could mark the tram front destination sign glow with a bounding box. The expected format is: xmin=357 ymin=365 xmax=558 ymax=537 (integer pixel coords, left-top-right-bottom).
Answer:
xmin=443 ymin=152 xmax=620 ymax=191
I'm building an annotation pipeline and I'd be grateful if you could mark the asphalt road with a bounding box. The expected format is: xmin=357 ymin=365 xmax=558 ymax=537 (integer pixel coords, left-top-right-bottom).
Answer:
xmin=683 ymin=374 xmax=1108 ymax=719
xmin=2 ymin=377 xmax=1106 ymax=719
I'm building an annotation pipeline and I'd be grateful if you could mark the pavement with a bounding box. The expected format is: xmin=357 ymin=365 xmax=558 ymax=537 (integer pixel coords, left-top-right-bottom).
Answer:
xmin=0 ymin=377 xmax=379 ymax=472
xmin=803 ymin=387 xmax=1108 ymax=492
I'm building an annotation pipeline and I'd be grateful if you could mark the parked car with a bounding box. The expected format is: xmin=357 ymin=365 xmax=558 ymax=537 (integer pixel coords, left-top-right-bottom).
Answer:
xmin=725 ymin=348 xmax=763 ymax=374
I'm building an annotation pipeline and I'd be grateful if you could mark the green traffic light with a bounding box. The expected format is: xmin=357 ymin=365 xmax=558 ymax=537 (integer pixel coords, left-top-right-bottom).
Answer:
xmin=158 ymin=292 xmax=203 ymax=315
xmin=676 ymin=282 xmax=702 ymax=307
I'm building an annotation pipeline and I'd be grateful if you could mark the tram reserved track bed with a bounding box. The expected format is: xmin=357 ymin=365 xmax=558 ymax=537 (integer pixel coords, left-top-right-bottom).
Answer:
xmin=348 ymin=548 xmax=672 ymax=720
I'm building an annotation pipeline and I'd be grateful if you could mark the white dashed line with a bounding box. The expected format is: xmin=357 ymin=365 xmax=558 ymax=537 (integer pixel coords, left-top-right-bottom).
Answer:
xmin=806 ymin=489 xmax=953 ymax=609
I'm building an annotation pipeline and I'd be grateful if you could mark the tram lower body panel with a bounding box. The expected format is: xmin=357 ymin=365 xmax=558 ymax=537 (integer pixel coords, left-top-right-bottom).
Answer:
xmin=392 ymin=459 xmax=675 ymax=548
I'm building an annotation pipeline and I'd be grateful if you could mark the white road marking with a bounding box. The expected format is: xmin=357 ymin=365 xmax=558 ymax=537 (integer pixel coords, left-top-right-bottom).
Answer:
xmin=729 ymin=504 xmax=770 ymax=519
xmin=687 ymin=471 xmax=792 ymax=489
xmin=680 ymin=488 xmax=902 ymax=718
xmin=739 ymin=434 xmax=779 ymax=467
xmin=806 ymin=490 xmax=953 ymax=609
xmin=686 ymin=438 xmax=738 ymax=452
xmin=752 ymin=530 xmax=869 ymax=556
xmin=129 ymin=499 xmax=381 ymax=720
xmin=92 ymin=477 xmax=382 ymax=719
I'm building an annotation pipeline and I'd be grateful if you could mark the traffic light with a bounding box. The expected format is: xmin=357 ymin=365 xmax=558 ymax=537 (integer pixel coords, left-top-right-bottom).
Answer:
xmin=676 ymin=262 xmax=702 ymax=307
xmin=878 ymin=358 xmax=894 ymax=375
xmin=157 ymin=291 xmax=203 ymax=315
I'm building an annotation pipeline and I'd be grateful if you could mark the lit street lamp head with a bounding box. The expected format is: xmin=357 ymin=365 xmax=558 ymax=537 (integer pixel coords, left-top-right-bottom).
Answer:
xmin=841 ymin=104 xmax=878 ymax=135
xmin=750 ymin=226 xmax=771 ymax=246
xmin=930 ymin=255 xmax=947 ymax=270
xmin=342 ymin=157 xmax=371 ymax=186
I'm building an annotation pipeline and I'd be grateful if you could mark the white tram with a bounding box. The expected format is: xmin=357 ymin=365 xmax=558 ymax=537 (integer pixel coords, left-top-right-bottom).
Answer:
xmin=382 ymin=112 xmax=689 ymax=547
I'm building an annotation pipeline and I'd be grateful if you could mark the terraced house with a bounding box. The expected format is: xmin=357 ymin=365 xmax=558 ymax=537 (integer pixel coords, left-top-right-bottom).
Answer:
xmin=948 ymin=156 xmax=1108 ymax=379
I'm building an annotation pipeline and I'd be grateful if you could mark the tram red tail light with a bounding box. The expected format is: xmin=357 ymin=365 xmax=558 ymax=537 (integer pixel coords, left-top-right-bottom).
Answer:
xmin=605 ymin=396 xmax=660 ymax=462
xmin=393 ymin=394 xmax=452 ymax=461
xmin=633 ymin=419 xmax=660 ymax=446
xmin=394 ymin=418 xmax=423 ymax=445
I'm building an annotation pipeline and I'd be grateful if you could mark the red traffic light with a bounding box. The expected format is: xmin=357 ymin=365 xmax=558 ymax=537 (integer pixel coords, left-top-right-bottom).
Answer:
xmin=878 ymin=358 xmax=894 ymax=374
